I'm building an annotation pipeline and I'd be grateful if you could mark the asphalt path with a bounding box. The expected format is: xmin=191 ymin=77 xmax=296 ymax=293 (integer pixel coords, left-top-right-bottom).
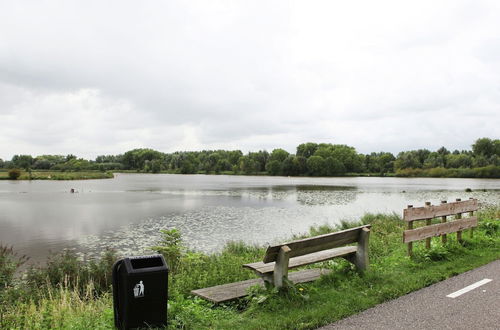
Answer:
xmin=320 ymin=259 xmax=500 ymax=330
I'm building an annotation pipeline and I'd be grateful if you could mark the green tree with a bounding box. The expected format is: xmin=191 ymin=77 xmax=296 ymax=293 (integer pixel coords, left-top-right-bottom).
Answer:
xmin=472 ymin=138 xmax=496 ymax=158
xmin=325 ymin=157 xmax=345 ymax=176
xmin=282 ymin=156 xmax=302 ymax=176
xmin=122 ymin=148 xmax=165 ymax=171
xmin=296 ymin=143 xmax=318 ymax=159
xmin=248 ymin=150 xmax=269 ymax=172
xmin=378 ymin=152 xmax=395 ymax=174
xmin=394 ymin=151 xmax=422 ymax=170
xmin=446 ymin=154 xmax=473 ymax=168
xmin=269 ymin=149 xmax=289 ymax=163
xmin=266 ymin=160 xmax=283 ymax=176
xmin=8 ymin=169 xmax=21 ymax=180
xmin=423 ymin=152 xmax=445 ymax=169
xmin=239 ymin=155 xmax=259 ymax=174
xmin=11 ymin=155 xmax=34 ymax=179
xmin=473 ymin=155 xmax=489 ymax=168
xmin=307 ymin=156 xmax=326 ymax=176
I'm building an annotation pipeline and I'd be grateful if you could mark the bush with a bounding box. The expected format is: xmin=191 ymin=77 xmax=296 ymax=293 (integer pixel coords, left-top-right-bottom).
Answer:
xmin=24 ymin=249 xmax=117 ymax=301
xmin=0 ymin=244 xmax=28 ymax=292
xmin=8 ymin=169 xmax=21 ymax=180
xmin=152 ymin=228 xmax=184 ymax=274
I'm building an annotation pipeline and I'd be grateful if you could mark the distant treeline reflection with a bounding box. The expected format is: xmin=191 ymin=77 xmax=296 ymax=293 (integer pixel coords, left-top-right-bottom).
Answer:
xmin=1 ymin=137 xmax=499 ymax=178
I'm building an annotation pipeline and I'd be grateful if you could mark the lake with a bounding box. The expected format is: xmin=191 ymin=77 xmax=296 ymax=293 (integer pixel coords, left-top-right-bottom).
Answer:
xmin=0 ymin=174 xmax=498 ymax=263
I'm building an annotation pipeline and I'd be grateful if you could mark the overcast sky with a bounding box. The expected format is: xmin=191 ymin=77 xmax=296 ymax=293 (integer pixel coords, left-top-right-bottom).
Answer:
xmin=1 ymin=1 xmax=499 ymax=160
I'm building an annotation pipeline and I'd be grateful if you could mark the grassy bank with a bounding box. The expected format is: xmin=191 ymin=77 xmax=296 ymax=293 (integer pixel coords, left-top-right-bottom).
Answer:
xmin=0 ymin=170 xmax=114 ymax=180
xmin=395 ymin=165 xmax=500 ymax=178
xmin=1 ymin=208 xmax=498 ymax=329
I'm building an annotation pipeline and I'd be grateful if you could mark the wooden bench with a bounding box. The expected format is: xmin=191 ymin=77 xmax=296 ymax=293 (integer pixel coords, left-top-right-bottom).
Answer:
xmin=403 ymin=198 xmax=478 ymax=256
xmin=191 ymin=225 xmax=371 ymax=303
xmin=243 ymin=225 xmax=371 ymax=288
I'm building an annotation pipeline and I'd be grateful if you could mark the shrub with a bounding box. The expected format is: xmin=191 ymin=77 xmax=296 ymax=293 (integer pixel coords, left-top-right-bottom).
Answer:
xmin=24 ymin=249 xmax=117 ymax=301
xmin=0 ymin=245 xmax=28 ymax=291
xmin=8 ymin=169 xmax=21 ymax=180
xmin=480 ymin=221 xmax=499 ymax=236
xmin=152 ymin=228 xmax=184 ymax=274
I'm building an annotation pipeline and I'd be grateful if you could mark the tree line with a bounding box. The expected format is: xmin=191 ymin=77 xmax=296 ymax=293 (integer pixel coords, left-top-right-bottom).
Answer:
xmin=1 ymin=137 xmax=499 ymax=178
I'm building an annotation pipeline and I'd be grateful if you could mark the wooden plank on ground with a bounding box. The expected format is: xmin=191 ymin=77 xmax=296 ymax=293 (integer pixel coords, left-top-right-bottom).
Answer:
xmin=244 ymin=246 xmax=357 ymax=274
xmin=403 ymin=217 xmax=477 ymax=243
xmin=263 ymin=225 xmax=370 ymax=263
xmin=191 ymin=268 xmax=331 ymax=303
xmin=403 ymin=199 xmax=478 ymax=221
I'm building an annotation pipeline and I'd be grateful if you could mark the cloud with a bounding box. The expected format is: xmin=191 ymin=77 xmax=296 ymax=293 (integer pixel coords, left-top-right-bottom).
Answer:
xmin=0 ymin=1 xmax=499 ymax=160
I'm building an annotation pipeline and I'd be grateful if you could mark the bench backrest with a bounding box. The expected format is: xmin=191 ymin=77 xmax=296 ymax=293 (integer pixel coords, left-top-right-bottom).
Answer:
xmin=403 ymin=198 xmax=478 ymax=221
xmin=263 ymin=225 xmax=371 ymax=263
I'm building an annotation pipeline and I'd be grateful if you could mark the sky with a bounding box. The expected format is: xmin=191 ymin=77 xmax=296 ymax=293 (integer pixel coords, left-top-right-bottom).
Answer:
xmin=1 ymin=0 xmax=499 ymax=160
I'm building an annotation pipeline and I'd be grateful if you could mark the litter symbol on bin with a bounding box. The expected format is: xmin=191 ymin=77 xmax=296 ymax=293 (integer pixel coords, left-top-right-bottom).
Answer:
xmin=133 ymin=281 xmax=145 ymax=298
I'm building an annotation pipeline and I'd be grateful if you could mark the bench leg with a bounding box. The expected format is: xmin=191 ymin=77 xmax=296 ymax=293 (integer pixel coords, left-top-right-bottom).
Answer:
xmin=273 ymin=245 xmax=291 ymax=288
xmin=354 ymin=227 xmax=370 ymax=272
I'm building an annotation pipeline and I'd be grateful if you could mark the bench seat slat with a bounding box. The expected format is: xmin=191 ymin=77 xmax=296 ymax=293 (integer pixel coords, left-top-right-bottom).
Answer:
xmin=191 ymin=268 xmax=332 ymax=303
xmin=244 ymin=245 xmax=357 ymax=274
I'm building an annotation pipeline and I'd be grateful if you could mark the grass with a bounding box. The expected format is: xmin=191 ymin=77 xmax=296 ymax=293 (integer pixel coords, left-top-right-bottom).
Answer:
xmin=0 ymin=170 xmax=114 ymax=180
xmin=1 ymin=208 xmax=498 ymax=329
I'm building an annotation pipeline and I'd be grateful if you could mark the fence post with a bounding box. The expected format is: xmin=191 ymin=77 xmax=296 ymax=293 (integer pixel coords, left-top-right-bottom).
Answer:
xmin=425 ymin=201 xmax=432 ymax=249
xmin=441 ymin=200 xmax=447 ymax=244
xmin=407 ymin=205 xmax=413 ymax=257
xmin=355 ymin=227 xmax=370 ymax=272
xmin=456 ymin=198 xmax=463 ymax=243
xmin=469 ymin=197 xmax=474 ymax=238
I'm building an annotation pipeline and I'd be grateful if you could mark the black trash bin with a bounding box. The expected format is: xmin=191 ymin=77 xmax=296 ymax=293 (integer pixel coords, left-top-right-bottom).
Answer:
xmin=112 ymin=255 xmax=168 ymax=329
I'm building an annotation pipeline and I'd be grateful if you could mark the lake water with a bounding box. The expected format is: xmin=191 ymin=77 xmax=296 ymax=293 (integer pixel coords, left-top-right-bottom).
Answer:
xmin=0 ymin=174 xmax=499 ymax=263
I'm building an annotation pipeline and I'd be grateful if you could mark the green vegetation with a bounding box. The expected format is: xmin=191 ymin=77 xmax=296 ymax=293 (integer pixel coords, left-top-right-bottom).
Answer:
xmin=7 ymin=168 xmax=21 ymax=180
xmin=1 ymin=208 xmax=498 ymax=329
xmin=1 ymin=137 xmax=499 ymax=178
xmin=0 ymin=170 xmax=114 ymax=180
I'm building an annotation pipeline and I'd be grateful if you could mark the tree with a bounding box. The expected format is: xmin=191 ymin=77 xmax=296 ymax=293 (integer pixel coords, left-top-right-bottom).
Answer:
xmin=325 ymin=157 xmax=345 ymax=176
xmin=122 ymin=148 xmax=165 ymax=171
xmin=282 ymin=156 xmax=302 ymax=176
xmin=472 ymin=155 xmax=489 ymax=168
xmin=296 ymin=143 xmax=318 ymax=159
xmin=446 ymin=154 xmax=472 ymax=168
xmin=307 ymin=156 xmax=326 ymax=176
xmin=248 ymin=151 xmax=269 ymax=172
xmin=266 ymin=160 xmax=283 ymax=176
xmin=423 ymin=152 xmax=445 ymax=169
xmin=269 ymin=149 xmax=289 ymax=163
xmin=472 ymin=138 xmax=496 ymax=158
xmin=11 ymin=155 xmax=34 ymax=179
xmin=378 ymin=152 xmax=395 ymax=174
xmin=150 ymin=159 xmax=163 ymax=173
xmin=8 ymin=169 xmax=21 ymax=180
xmin=239 ymin=156 xmax=259 ymax=174
xmin=394 ymin=151 xmax=422 ymax=170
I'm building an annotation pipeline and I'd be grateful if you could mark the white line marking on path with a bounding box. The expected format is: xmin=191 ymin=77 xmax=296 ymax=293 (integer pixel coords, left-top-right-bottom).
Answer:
xmin=446 ymin=279 xmax=492 ymax=298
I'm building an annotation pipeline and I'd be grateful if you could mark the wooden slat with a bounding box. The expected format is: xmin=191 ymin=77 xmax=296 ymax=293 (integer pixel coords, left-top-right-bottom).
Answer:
xmin=244 ymin=246 xmax=357 ymax=274
xmin=262 ymin=225 xmax=370 ymax=263
xmin=403 ymin=199 xmax=478 ymax=221
xmin=403 ymin=217 xmax=478 ymax=243
xmin=191 ymin=268 xmax=332 ymax=303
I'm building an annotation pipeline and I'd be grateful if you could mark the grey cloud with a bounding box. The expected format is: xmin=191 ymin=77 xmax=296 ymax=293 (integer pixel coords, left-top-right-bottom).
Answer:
xmin=0 ymin=1 xmax=499 ymax=159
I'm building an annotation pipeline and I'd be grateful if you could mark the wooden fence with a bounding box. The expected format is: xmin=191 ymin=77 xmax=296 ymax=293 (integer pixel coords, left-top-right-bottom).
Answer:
xmin=403 ymin=198 xmax=478 ymax=256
